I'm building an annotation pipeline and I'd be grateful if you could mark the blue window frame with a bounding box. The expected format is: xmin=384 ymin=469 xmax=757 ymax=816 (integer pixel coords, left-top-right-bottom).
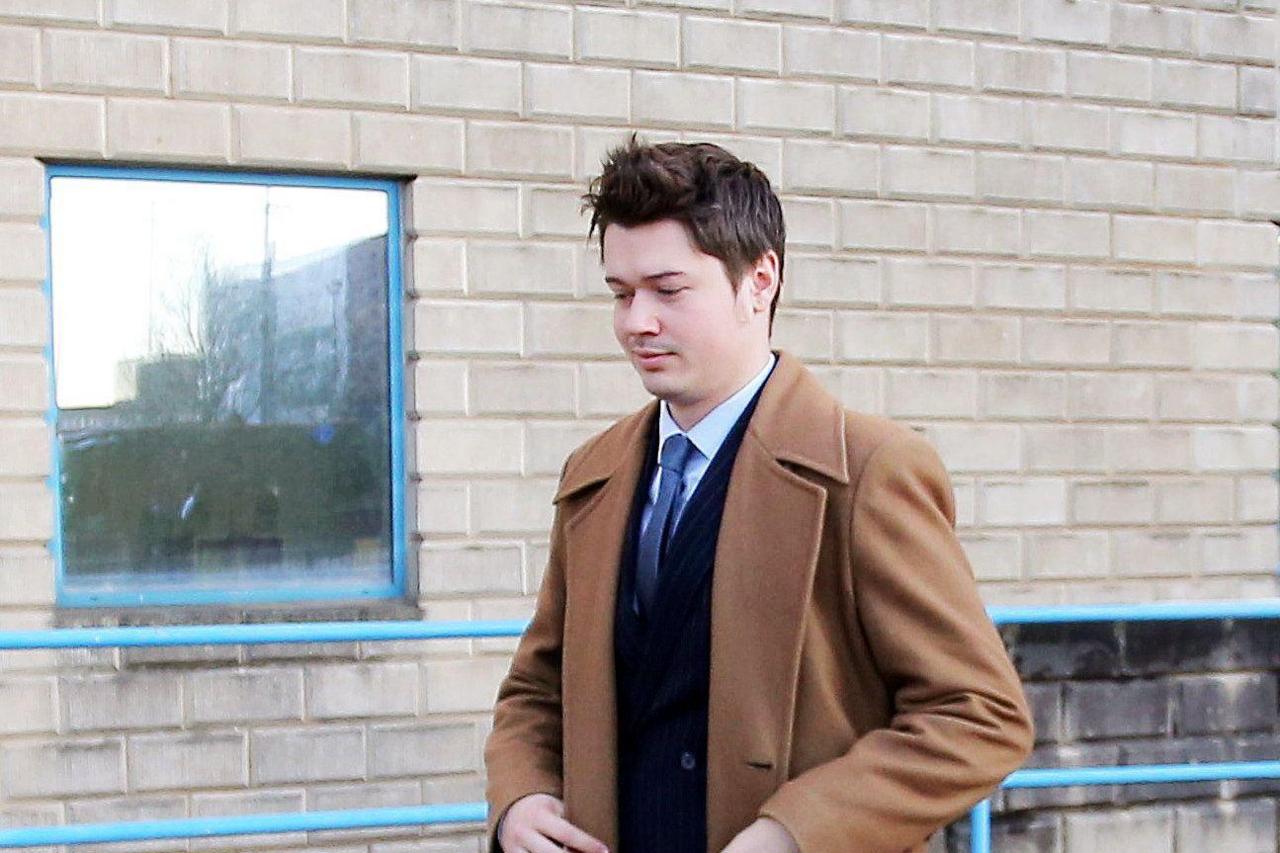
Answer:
xmin=44 ymin=165 xmax=407 ymax=607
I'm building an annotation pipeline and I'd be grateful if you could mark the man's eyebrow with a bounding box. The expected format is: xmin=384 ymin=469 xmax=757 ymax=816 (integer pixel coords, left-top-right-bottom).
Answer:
xmin=604 ymin=271 xmax=684 ymax=285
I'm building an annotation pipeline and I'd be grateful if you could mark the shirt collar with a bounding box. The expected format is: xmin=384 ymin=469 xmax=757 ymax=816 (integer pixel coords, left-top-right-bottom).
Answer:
xmin=657 ymin=353 xmax=776 ymax=465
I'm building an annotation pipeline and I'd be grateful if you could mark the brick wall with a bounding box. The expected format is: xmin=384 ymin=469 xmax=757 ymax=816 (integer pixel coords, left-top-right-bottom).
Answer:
xmin=0 ymin=0 xmax=1278 ymax=848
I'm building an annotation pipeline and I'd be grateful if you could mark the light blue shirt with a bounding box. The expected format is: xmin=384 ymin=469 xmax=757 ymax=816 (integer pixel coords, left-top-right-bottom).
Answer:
xmin=640 ymin=354 xmax=776 ymax=537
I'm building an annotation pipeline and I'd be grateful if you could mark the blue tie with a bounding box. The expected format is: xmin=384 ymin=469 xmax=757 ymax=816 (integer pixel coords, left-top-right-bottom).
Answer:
xmin=636 ymin=434 xmax=695 ymax=615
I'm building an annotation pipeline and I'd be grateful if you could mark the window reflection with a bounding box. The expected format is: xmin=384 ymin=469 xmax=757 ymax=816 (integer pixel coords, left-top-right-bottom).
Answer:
xmin=50 ymin=175 xmax=395 ymax=599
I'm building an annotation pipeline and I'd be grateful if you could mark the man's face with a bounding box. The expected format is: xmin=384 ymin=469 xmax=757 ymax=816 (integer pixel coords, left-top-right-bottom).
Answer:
xmin=603 ymin=218 xmax=769 ymax=426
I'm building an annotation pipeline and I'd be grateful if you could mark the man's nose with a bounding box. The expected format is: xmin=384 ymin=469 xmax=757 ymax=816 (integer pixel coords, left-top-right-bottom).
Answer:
xmin=619 ymin=292 xmax=660 ymax=336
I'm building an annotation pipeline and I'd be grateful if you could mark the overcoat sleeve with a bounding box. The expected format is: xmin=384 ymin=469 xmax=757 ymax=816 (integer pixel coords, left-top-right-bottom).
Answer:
xmin=758 ymin=432 xmax=1034 ymax=852
xmin=482 ymin=484 xmax=573 ymax=849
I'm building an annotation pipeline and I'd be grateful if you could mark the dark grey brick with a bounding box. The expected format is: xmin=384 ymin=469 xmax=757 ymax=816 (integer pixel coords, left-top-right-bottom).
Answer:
xmin=1026 ymin=682 xmax=1063 ymax=744
xmin=1228 ymin=734 xmax=1280 ymax=798
xmin=1178 ymin=672 xmax=1277 ymax=735
xmin=1007 ymin=623 xmax=1122 ymax=680
xmin=1117 ymin=736 xmax=1231 ymax=803
xmin=1123 ymin=620 xmax=1232 ymax=676
xmin=1002 ymin=743 xmax=1122 ymax=811
xmin=948 ymin=810 xmax=1062 ymax=853
xmin=1064 ymin=680 xmax=1172 ymax=740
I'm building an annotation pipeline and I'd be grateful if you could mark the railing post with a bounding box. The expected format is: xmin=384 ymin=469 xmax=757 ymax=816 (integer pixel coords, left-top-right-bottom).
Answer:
xmin=969 ymin=798 xmax=992 ymax=853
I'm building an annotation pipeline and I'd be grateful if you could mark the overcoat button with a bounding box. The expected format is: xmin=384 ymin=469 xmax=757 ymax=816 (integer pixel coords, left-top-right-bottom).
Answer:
xmin=680 ymin=752 xmax=696 ymax=771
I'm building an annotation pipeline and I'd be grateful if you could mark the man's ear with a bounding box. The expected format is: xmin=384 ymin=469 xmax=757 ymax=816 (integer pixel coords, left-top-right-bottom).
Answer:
xmin=749 ymin=250 xmax=780 ymax=316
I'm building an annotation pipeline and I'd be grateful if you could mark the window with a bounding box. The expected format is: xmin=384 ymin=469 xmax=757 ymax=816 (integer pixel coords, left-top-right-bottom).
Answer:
xmin=46 ymin=166 xmax=406 ymax=607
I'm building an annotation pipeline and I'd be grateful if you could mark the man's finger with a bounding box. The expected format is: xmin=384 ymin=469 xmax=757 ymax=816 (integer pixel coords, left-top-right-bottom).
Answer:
xmin=538 ymin=813 xmax=609 ymax=853
xmin=517 ymin=833 xmax=564 ymax=853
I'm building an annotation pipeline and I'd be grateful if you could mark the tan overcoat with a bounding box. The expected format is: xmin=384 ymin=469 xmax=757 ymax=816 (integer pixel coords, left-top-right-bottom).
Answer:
xmin=484 ymin=352 xmax=1033 ymax=853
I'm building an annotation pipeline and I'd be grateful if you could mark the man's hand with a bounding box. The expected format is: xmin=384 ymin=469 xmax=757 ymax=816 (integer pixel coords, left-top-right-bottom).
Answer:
xmin=497 ymin=793 xmax=609 ymax=853
xmin=721 ymin=817 xmax=800 ymax=853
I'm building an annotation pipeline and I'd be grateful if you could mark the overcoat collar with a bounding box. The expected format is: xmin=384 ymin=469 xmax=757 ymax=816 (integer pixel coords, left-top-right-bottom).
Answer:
xmin=554 ymin=351 xmax=848 ymax=852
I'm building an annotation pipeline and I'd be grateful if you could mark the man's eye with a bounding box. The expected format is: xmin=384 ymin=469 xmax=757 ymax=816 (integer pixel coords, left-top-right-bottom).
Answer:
xmin=612 ymin=291 xmax=631 ymax=301
xmin=659 ymin=288 xmax=684 ymax=296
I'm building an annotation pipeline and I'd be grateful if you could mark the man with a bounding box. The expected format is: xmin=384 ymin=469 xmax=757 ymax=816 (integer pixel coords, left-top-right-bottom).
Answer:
xmin=484 ymin=139 xmax=1033 ymax=853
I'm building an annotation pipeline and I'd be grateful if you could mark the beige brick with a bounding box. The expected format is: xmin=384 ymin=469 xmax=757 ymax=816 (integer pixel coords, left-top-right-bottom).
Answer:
xmin=1114 ymin=215 xmax=1196 ymax=265
xmin=411 ymin=239 xmax=466 ymax=296
xmin=1194 ymin=322 xmax=1279 ymax=370
xmin=933 ymin=315 xmax=1019 ymax=364
xmin=981 ymin=479 xmax=1069 ymax=526
xmin=1106 ymin=426 xmax=1194 ymax=473
xmin=1069 ymin=267 xmax=1154 ymax=315
xmin=471 ymin=361 xmax=575 ymax=415
xmin=634 ymin=70 xmax=734 ymax=129
xmin=0 ymin=222 xmax=44 ymax=282
xmin=781 ymin=139 xmax=876 ymax=195
xmin=420 ymin=541 xmax=523 ymax=595
xmin=1203 ymin=527 xmax=1279 ymax=574
xmin=107 ymin=0 xmax=225 ymax=32
xmin=294 ymin=48 xmax=408 ymax=109
xmin=1114 ymin=531 xmax=1196 ymax=576
xmin=962 ymin=533 xmax=1022 ymax=581
xmin=978 ymin=264 xmax=1067 ymax=311
xmin=931 ymin=205 xmax=1020 ymax=256
xmin=738 ymin=78 xmax=835 ymax=134
xmin=1114 ymin=109 xmax=1197 ymax=159
xmin=1198 ymin=115 xmax=1275 ymax=164
xmin=355 ymin=113 xmax=463 ymax=173
xmin=465 ymin=1 xmax=571 ymax=60
xmin=1157 ymin=271 xmax=1234 ymax=318
xmin=1026 ymin=0 xmax=1109 ymax=46
xmin=306 ymin=662 xmax=418 ymax=720
xmin=0 ymin=92 xmax=102 ymax=156
xmin=1073 ymin=480 xmax=1155 ymax=525
xmin=413 ymin=300 xmax=521 ymax=355
xmin=783 ymin=26 xmax=878 ymax=81
xmin=472 ymin=479 xmax=557 ymax=534
xmin=368 ymin=722 xmax=477 ymax=778
xmin=786 ymin=255 xmax=880 ymax=306
xmin=839 ymin=87 xmax=930 ymax=142
xmin=1154 ymin=59 xmax=1237 ymax=111
xmin=579 ymin=361 xmax=651 ymax=416
xmin=130 ymin=732 xmax=247 ymax=791
xmin=1 ymin=737 xmax=125 ymax=797
xmin=107 ymin=98 xmax=230 ymax=162
xmin=173 ymin=39 xmax=289 ymax=101
xmin=0 ymin=354 xmax=46 ymax=412
xmin=883 ymin=34 xmax=973 ymax=88
xmin=684 ymin=16 xmax=779 ymax=74
xmin=62 ymin=671 xmax=182 ymax=731
xmin=885 ymin=369 xmax=976 ymax=418
xmin=525 ymin=63 xmax=629 ymax=123
xmin=739 ymin=0 xmax=829 ymax=17
xmin=251 ymin=726 xmax=364 ymax=784
xmin=0 ymin=547 xmax=53 ymax=606
xmin=0 ymin=157 xmax=43 ymax=219
xmin=423 ymin=656 xmax=509 ymax=713
xmin=1023 ymin=210 xmax=1109 ymax=259
xmin=233 ymin=0 xmax=343 ymax=40
xmin=978 ymin=152 xmax=1065 ymax=204
xmin=467 ymin=241 xmax=574 ymax=296
xmin=1238 ymin=65 xmax=1275 ymax=117
xmin=417 ymin=419 xmax=522 ymax=475
xmin=1194 ymin=426 xmax=1278 ymax=472
xmin=1157 ymin=375 xmax=1236 ymax=422
xmin=1068 ymin=157 xmax=1154 ymax=211
xmin=527 ymin=420 xmax=606 ymax=475
xmin=978 ymin=44 xmax=1065 ymax=94
xmin=772 ymin=309 xmax=833 ymax=360
xmin=839 ymin=199 xmax=927 ymax=251
xmin=1030 ymin=102 xmax=1109 ymax=153
xmin=349 ymin=0 xmax=457 ymax=49
xmin=1158 ymin=478 xmax=1233 ymax=524
xmin=1024 ymin=425 xmax=1108 ymax=473
xmin=527 ymin=303 xmax=615 ymax=357
xmin=0 ymin=419 xmax=49 ymax=477
xmin=0 ymin=676 xmax=55 ymax=735
xmin=936 ymin=1 xmax=1017 ymax=35
xmin=526 ymin=187 xmax=587 ymax=239
xmin=934 ymin=94 xmax=1024 ymax=147
xmin=1026 ymin=531 xmax=1110 ymax=579
xmin=1198 ymin=220 xmax=1279 ymax=269
xmin=0 ymin=24 xmax=36 ymax=87
xmin=416 ymin=480 xmax=469 ymax=534
xmin=1113 ymin=321 xmax=1193 ymax=367
xmin=48 ymin=30 xmax=167 ymax=95
xmin=922 ymin=423 xmax=1020 ymax=473
xmin=1068 ymin=372 xmax=1154 ymax=421
xmin=1198 ymin=11 xmax=1273 ymax=64
xmin=1112 ymin=2 xmax=1195 ymax=54
xmin=188 ymin=667 xmax=303 ymax=724
xmin=839 ymin=0 xmax=927 ymax=27
xmin=837 ymin=312 xmax=929 ymax=363
xmin=1067 ymin=51 xmax=1152 ymax=102
xmin=883 ymin=147 xmax=974 ymax=201
xmin=0 ymin=0 xmax=97 ymax=23
xmin=1236 ymin=475 xmax=1279 ymax=523
xmin=813 ymin=364 xmax=882 ymax=413
xmin=466 ymin=122 xmax=574 ymax=180
xmin=1233 ymin=274 xmax=1279 ymax=320
xmin=781 ymin=197 xmax=835 ymax=248
xmin=411 ymin=179 xmax=520 ymax=236
xmin=683 ymin=133 xmax=783 ymax=179
xmin=982 ymin=372 xmax=1067 ymax=420
xmin=236 ymin=104 xmax=347 ymax=167
xmin=1238 ymin=375 xmax=1280 ymax=422
xmin=1023 ymin=319 xmax=1111 ymax=366
xmin=883 ymin=259 xmax=972 ymax=309
xmin=413 ymin=55 xmax=522 ymax=116
xmin=576 ymin=7 xmax=678 ymax=67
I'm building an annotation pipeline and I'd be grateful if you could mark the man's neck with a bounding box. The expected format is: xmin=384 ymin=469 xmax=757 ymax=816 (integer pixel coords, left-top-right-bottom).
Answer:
xmin=668 ymin=351 xmax=774 ymax=431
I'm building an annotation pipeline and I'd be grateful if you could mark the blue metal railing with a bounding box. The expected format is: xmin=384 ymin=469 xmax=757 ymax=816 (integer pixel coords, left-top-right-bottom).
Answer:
xmin=0 ymin=599 xmax=1277 ymax=849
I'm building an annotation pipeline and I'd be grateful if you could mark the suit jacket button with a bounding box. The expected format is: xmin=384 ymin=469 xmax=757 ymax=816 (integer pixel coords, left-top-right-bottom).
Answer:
xmin=680 ymin=751 xmax=696 ymax=771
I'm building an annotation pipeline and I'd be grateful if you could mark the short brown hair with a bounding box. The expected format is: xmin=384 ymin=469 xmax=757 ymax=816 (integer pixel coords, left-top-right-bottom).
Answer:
xmin=582 ymin=135 xmax=786 ymax=320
